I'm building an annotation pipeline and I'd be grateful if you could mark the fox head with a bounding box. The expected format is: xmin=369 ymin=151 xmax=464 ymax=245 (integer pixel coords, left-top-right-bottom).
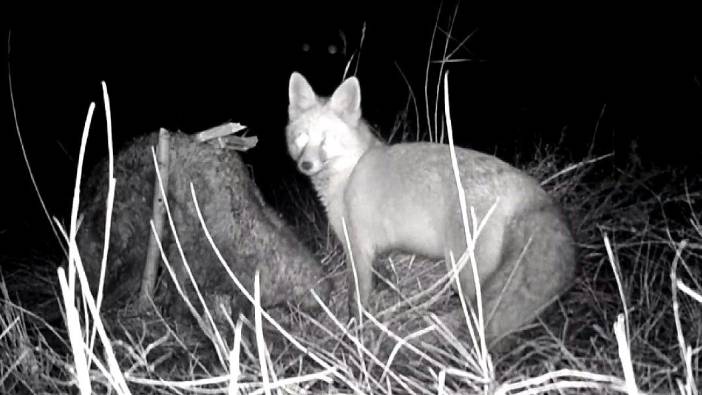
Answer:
xmin=286 ymin=72 xmax=375 ymax=177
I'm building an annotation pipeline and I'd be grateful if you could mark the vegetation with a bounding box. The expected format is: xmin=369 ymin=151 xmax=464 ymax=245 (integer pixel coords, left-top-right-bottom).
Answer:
xmin=2 ymin=9 xmax=700 ymax=394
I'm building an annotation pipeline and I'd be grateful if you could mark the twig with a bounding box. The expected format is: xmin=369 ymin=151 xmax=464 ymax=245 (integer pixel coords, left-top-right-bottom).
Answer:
xmin=139 ymin=128 xmax=170 ymax=309
xmin=194 ymin=122 xmax=257 ymax=151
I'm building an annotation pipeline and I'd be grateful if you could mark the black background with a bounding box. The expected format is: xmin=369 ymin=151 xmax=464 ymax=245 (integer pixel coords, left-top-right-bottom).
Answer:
xmin=3 ymin=4 xmax=701 ymax=255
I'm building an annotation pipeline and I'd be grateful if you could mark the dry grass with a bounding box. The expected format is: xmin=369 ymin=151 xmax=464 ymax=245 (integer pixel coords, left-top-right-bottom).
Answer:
xmin=2 ymin=73 xmax=701 ymax=394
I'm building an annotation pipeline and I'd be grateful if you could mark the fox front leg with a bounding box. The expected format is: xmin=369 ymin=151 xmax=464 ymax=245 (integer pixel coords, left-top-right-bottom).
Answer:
xmin=345 ymin=241 xmax=375 ymax=322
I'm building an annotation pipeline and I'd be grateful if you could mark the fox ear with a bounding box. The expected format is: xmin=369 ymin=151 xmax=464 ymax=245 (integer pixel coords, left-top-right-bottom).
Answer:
xmin=288 ymin=72 xmax=318 ymax=119
xmin=330 ymin=76 xmax=361 ymax=123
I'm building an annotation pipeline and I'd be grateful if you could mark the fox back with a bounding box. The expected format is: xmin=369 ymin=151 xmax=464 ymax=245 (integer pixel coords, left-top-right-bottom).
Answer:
xmin=286 ymin=72 xmax=576 ymax=346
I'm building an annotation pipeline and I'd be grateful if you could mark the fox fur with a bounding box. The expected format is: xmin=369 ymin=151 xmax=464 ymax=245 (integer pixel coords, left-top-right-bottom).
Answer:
xmin=285 ymin=72 xmax=576 ymax=344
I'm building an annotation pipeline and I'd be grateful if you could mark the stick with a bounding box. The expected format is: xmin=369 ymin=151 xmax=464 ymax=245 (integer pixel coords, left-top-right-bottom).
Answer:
xmin=139 ymin=128 xmax=171 ymax=309
xmin=194 ymin=122 xmax=257 ymax=151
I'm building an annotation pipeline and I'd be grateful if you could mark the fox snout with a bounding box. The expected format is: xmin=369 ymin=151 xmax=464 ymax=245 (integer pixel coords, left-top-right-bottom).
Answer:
xmin=299 ymin=159 xmax=315 ymax=173
xmin=296 ymin=153 xmax=323 ymax=176
xmin=293 ymin=143 xmax=325 ymax=176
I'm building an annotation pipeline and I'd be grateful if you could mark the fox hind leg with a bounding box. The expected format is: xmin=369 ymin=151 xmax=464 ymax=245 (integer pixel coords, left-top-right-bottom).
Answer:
xmin=444 ymin=214 xmax=506 ymax=321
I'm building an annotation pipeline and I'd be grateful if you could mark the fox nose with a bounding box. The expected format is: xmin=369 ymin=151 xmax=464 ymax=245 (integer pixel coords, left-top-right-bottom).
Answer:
xmin=299 ymin=161 xmax=313 ymax=172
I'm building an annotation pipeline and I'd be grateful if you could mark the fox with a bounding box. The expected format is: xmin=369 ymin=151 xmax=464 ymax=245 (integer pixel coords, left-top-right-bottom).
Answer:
xmin=285 ymin=71 xmax=576 ymax=345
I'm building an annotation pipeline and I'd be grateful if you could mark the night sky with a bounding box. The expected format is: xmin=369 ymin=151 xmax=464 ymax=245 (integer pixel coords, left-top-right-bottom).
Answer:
xmin=3 ymin=5 xmax=701 ymax=254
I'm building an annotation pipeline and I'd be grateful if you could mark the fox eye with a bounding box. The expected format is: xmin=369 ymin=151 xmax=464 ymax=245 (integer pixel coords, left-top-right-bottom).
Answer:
xmin=294 ymin=133 xmax=309 ymax=151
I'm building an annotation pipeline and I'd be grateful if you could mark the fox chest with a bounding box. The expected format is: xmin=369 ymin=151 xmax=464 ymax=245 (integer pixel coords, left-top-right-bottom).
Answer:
xmin=345 ymin=192 xmax=448 ymax=258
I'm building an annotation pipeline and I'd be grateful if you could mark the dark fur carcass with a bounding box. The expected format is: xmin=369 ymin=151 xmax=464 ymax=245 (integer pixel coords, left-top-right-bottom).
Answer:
xmin=76 ymin=131 xmax=331 ymax=323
